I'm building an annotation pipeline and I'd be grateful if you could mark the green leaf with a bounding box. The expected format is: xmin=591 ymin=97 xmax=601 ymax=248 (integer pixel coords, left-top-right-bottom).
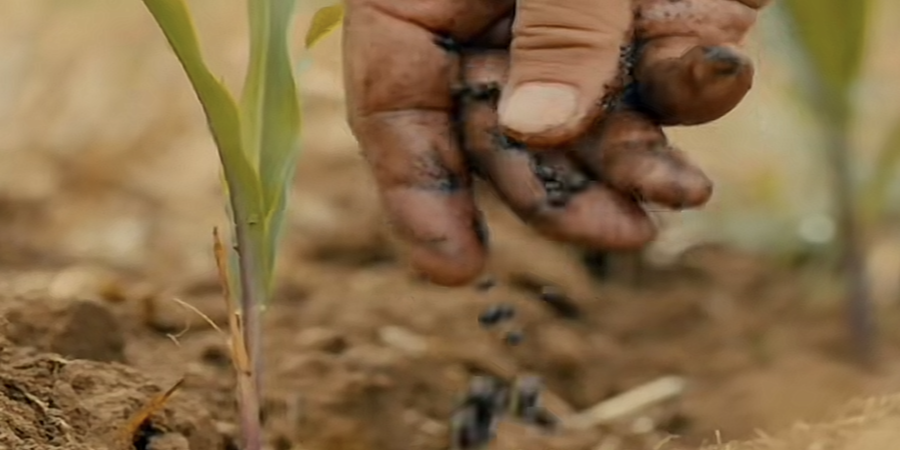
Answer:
xmin=139 ymin=0 xmax=264 ymax=221
xmin=305 ymin=3 xmax=344 ymax=49
xmin=240 ymin=0 xmax=270 ymax=166
xmin=780 ymin=0 xmax=872 ymax=122
xmin=241 ymin=0 xmax=303 ymax=292
xmin=141 ymin=0 xmax=268 ymax=307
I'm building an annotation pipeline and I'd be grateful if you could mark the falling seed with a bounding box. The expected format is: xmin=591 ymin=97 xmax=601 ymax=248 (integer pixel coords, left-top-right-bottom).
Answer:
xmin=538 ymin=287 xmax=582 ymax=320
xmin=474 ymin=277 xmax=497 ymax=292
xmin=478 ymin=310 xmax=500 ymax=327
xmin=510 ymin=376 xmax=543 ymax=422
xmin=451 ymin=376 xmax=505 ymax=450
xmin=504 ymin=331 xmax=524 ymax=346
xmin=478 ymin=303 xmax=515 ymax=328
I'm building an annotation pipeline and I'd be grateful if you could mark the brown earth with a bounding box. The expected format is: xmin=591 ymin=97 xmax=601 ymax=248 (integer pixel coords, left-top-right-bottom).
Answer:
xmin=3 ymin=217 xmax=900 ymax=450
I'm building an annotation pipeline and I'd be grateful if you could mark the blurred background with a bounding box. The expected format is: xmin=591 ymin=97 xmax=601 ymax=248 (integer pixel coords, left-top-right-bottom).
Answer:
xmin=1 ymin=1 xmax=900 ymax=450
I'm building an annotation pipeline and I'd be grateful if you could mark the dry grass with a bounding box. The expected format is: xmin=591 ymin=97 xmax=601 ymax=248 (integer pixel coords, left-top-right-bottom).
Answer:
xmin=696 ymin=394 xmax=900 ymax=450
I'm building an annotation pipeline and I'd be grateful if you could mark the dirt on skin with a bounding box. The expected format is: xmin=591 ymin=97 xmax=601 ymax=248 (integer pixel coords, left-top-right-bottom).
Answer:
xmin=3 ymin=231 xmax=900 ymax=450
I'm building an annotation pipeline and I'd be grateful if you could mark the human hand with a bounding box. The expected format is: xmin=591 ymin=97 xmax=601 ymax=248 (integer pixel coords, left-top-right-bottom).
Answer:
xmin=341 ymin=0 xmax=769 ymax=286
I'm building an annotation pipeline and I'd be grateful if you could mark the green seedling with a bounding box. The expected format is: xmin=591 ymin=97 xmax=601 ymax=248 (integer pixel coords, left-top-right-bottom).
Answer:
xmin=780 ymin=0 xmax=877 ymax=366
xmin=138 ymin=0 xmax=342 ymax=448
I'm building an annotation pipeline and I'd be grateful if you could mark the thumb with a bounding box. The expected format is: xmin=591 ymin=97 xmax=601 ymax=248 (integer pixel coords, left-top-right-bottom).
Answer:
xmin=498 ymin=0 xmax=631 ymax=148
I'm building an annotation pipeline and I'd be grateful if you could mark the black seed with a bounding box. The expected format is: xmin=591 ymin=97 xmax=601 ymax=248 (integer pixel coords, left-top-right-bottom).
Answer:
xmin=546 ymin=189 xmax=569 ymax=208
xmin=478 ymin=303 xmax=515 ymax=327
xmin=434 ymin=34 xmax=460 ymax=52
xmin=538 ymin=287 xmax=582 ymax=320
xmin=543 ymin=180 xmax=562 ymax=191
xmin=494 ymin=134 xmax=527 ymax=152
xmin=451 ymin=85 xmax=472 ymax=101
xmin=473 ymin=213 xmax=490 ymax=246
xmin=504 ymin=331 xmax=524 ymax=346
xmin=531 ymin=409 xmax=560 ymax=430
xmin=451 ymin=376 xmax=506 ymax=449
xmin=474 ymin=277 xmax=497 ymax=292
xmin=469 ymin=83 xmax=501 ymax=102
xmin=511 ymin=376 xmax=543 ymax=421
xmin=565 ymin=172 xmax=591 ymax=193
xmin=434 ymin=172 xmax=463 ymax=192
xmin=478 ymin=310 xmax=501 ymax=327
xmin=533 ymin=164 xmax=555 ymax=180
xmin=497 ymin=304 xmax=515 ymax=320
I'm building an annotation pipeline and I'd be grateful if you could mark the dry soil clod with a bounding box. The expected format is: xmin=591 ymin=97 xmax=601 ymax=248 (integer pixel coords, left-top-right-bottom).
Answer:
xmin=0 ymin=294 xmax=125 ymax=363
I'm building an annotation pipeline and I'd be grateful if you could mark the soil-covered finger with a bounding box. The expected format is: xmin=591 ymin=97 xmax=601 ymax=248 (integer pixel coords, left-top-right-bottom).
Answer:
xmin=574 ymin=109 xmax=713 ymax=209
xmin=496 ymin=0 xmax=631 ymax=147
xmin=631 ymin=0 xmax=760 ymax=125
xmin=457 ymin=51 xmax=555 ymax=217
xmin=360 ymin=112 xmax=487 ymax=286
xmin=539 ymin=185 xmax=657 ymax=249
xmin=459 ymin=90 xmax=588 ymax=228
xmin=467 ymin=14 xmax=514 ymax=49
xmin=459 ymin=52 xmax=656 ymax=249
xmin=343 ymin=5 xmax=499 ymax=286
xmin=633 ymin=39 xmax=754 ymax=126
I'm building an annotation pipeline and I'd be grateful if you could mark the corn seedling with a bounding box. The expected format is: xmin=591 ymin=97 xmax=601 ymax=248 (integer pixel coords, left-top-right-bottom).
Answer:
xmin=779 ymin=0 xmax=877 ymax=366
xmin=138 ymin=1 xmax=342 ymax=448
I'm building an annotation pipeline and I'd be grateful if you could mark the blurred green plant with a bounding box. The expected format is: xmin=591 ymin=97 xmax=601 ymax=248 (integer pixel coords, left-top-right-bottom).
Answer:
xmin=779 ymin=0 xmax=881 ymax=366
xmin=306 ymin=2 xmax=344 ymax=48
xmin=861 ymin=120 xmax=900 ymax=225
xmin=139 ymin=0 xmax=342 ymax=448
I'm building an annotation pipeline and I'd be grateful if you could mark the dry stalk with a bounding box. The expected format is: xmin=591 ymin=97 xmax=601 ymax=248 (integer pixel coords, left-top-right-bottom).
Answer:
xmin=213 ymin=227 xmax=262 ymax=450
xmin=564 ymin=376 xmax=686 ymax=430
xmin=117 ymin=377 xmax=185 ymax=448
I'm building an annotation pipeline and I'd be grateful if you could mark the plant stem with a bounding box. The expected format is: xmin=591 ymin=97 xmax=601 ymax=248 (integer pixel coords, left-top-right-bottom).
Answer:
xmin=232 ymin=217 xmax=266 ymax=450
xmin=826 ymin=125 xmax=878 ymax=368
xmin=235 ymin=364 xmax=263 ymax=450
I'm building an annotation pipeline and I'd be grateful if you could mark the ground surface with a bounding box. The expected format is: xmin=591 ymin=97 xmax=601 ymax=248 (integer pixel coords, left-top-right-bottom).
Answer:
xmin=3 ymin=221 xmax=900 ymax=450
xmin=3 ymin=1 xmax=900 ymax=450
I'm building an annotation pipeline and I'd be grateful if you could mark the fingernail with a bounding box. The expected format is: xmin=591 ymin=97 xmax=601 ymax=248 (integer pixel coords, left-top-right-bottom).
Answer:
xmin=499 ymin=82 xmax=580 ymax=136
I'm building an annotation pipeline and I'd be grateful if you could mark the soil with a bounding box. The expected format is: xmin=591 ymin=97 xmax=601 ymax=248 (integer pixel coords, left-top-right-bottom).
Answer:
xmin=3 ymin=209 xmax=900 ymax=450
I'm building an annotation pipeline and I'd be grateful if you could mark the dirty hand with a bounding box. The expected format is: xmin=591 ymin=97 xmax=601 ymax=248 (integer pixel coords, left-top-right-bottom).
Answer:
xmin=342 ymin=0 xmax=769 ymax=286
